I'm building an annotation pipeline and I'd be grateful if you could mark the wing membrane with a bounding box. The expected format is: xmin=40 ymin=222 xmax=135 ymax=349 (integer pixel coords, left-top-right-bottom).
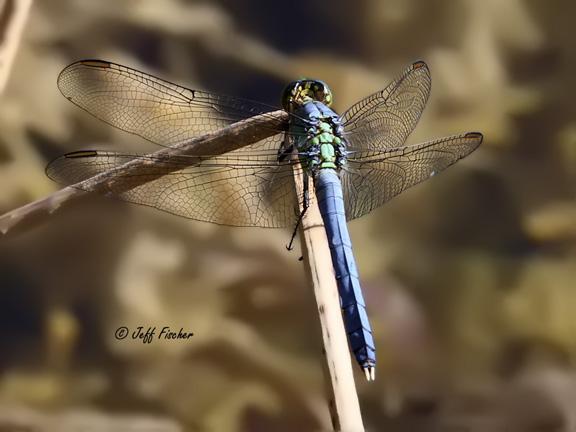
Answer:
xmin=58 ymin=60 xmax=291 ymax=148
xmin=47 ymin=135 xmax=302 ymax=228
xmin=342 ymin=132 xmax=483 ymax=219
xmin=341 ymin=61 xmax=431 ymax=151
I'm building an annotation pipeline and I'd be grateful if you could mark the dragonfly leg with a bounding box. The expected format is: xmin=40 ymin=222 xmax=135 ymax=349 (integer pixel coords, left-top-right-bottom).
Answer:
xmin=278 ymin=134 xmax=294 ymax=162
xmin=286 ymin=175 xmax=310 ymax=251
xmin=286 ymin=204 xmax=308 ymax=251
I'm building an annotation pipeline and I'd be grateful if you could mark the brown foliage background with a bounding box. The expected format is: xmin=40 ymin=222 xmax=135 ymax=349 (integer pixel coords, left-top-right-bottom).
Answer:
xmin=0 ymin=0 xmax=575 ymax=431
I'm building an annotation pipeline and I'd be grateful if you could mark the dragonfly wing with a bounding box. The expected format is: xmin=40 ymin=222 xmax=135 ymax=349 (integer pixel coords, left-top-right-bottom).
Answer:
xmin=341 ymin=132 xmax=483 ymax=220
xmin=58 ymin=60 xmax=288 ymax=148
xmin=46 ymin=134 xmax=301 ymax=228
xmin=340 ymin=61 xmax=431 ymax=151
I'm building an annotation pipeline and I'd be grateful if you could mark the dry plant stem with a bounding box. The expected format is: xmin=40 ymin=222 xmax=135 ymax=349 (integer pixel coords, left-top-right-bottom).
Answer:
xmin=0 ymin=88 xmax=364 ymax=426
xmin=1 ymin=107 xmax=365 ymax=429
xmin=0 ymin=110 xmax=289 ymax=235
xmin=0 ymin=0 xmax=33 ymax=94
xmin=294 ymin=171 xmax=365 ymax=432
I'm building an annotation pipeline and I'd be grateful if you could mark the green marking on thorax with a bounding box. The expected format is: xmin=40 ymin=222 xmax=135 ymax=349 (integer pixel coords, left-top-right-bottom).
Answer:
xmin=320 ymin=143 xmax=337 ymax=169
xmin=311 ymin=120 xmax=337 ymax=169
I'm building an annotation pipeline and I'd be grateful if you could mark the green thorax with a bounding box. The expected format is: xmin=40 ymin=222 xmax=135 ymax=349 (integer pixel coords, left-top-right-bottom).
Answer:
xmin=306 ymin=120 xmax=341 ymax=170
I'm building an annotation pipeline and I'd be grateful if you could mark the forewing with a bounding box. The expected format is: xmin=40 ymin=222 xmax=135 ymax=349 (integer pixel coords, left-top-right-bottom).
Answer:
xmin=341 ymin=132 xmax=483 ymax=220
xmin=58 ymin=60 xmax=288 ymax=148
xmin=340 ymin=61 xmax=431 ymax=151
xmin=46 ymin=134 xmax=300 ymax=228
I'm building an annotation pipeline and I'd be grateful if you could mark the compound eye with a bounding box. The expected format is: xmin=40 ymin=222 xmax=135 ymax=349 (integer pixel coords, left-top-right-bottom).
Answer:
xmin=282 ymin=81 xmax=302 ymax=110
xmin=315 ymin=88 xmax=323 ymax=98
xmin=313 ymin=83 xmax=332 ymax=105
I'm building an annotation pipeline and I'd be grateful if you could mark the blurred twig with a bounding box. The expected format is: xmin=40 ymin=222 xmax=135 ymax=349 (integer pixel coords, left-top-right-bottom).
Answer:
xmin=0 ymin=0 xmax=33 ymax=94
xmin=0 ymin=110 xmax=288 ymax=235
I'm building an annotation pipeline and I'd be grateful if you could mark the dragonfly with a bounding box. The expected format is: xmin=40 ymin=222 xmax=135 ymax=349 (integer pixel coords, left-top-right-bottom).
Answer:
xmin=46 ymin=59 xmax=482 ymax=381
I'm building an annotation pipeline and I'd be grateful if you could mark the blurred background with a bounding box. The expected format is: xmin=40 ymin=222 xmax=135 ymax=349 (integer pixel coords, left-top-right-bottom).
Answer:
xmin=0 ymin=0 xmax=575 ymax=431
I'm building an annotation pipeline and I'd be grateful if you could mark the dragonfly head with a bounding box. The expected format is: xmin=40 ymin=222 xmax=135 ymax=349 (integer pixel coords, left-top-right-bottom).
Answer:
xmin=282 ymin=79 xmax=333 ymax=111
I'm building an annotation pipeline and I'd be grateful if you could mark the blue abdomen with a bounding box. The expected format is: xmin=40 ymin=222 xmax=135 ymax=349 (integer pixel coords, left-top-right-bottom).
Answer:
xmin=314 ymin=169 xmax=376 ymax=370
